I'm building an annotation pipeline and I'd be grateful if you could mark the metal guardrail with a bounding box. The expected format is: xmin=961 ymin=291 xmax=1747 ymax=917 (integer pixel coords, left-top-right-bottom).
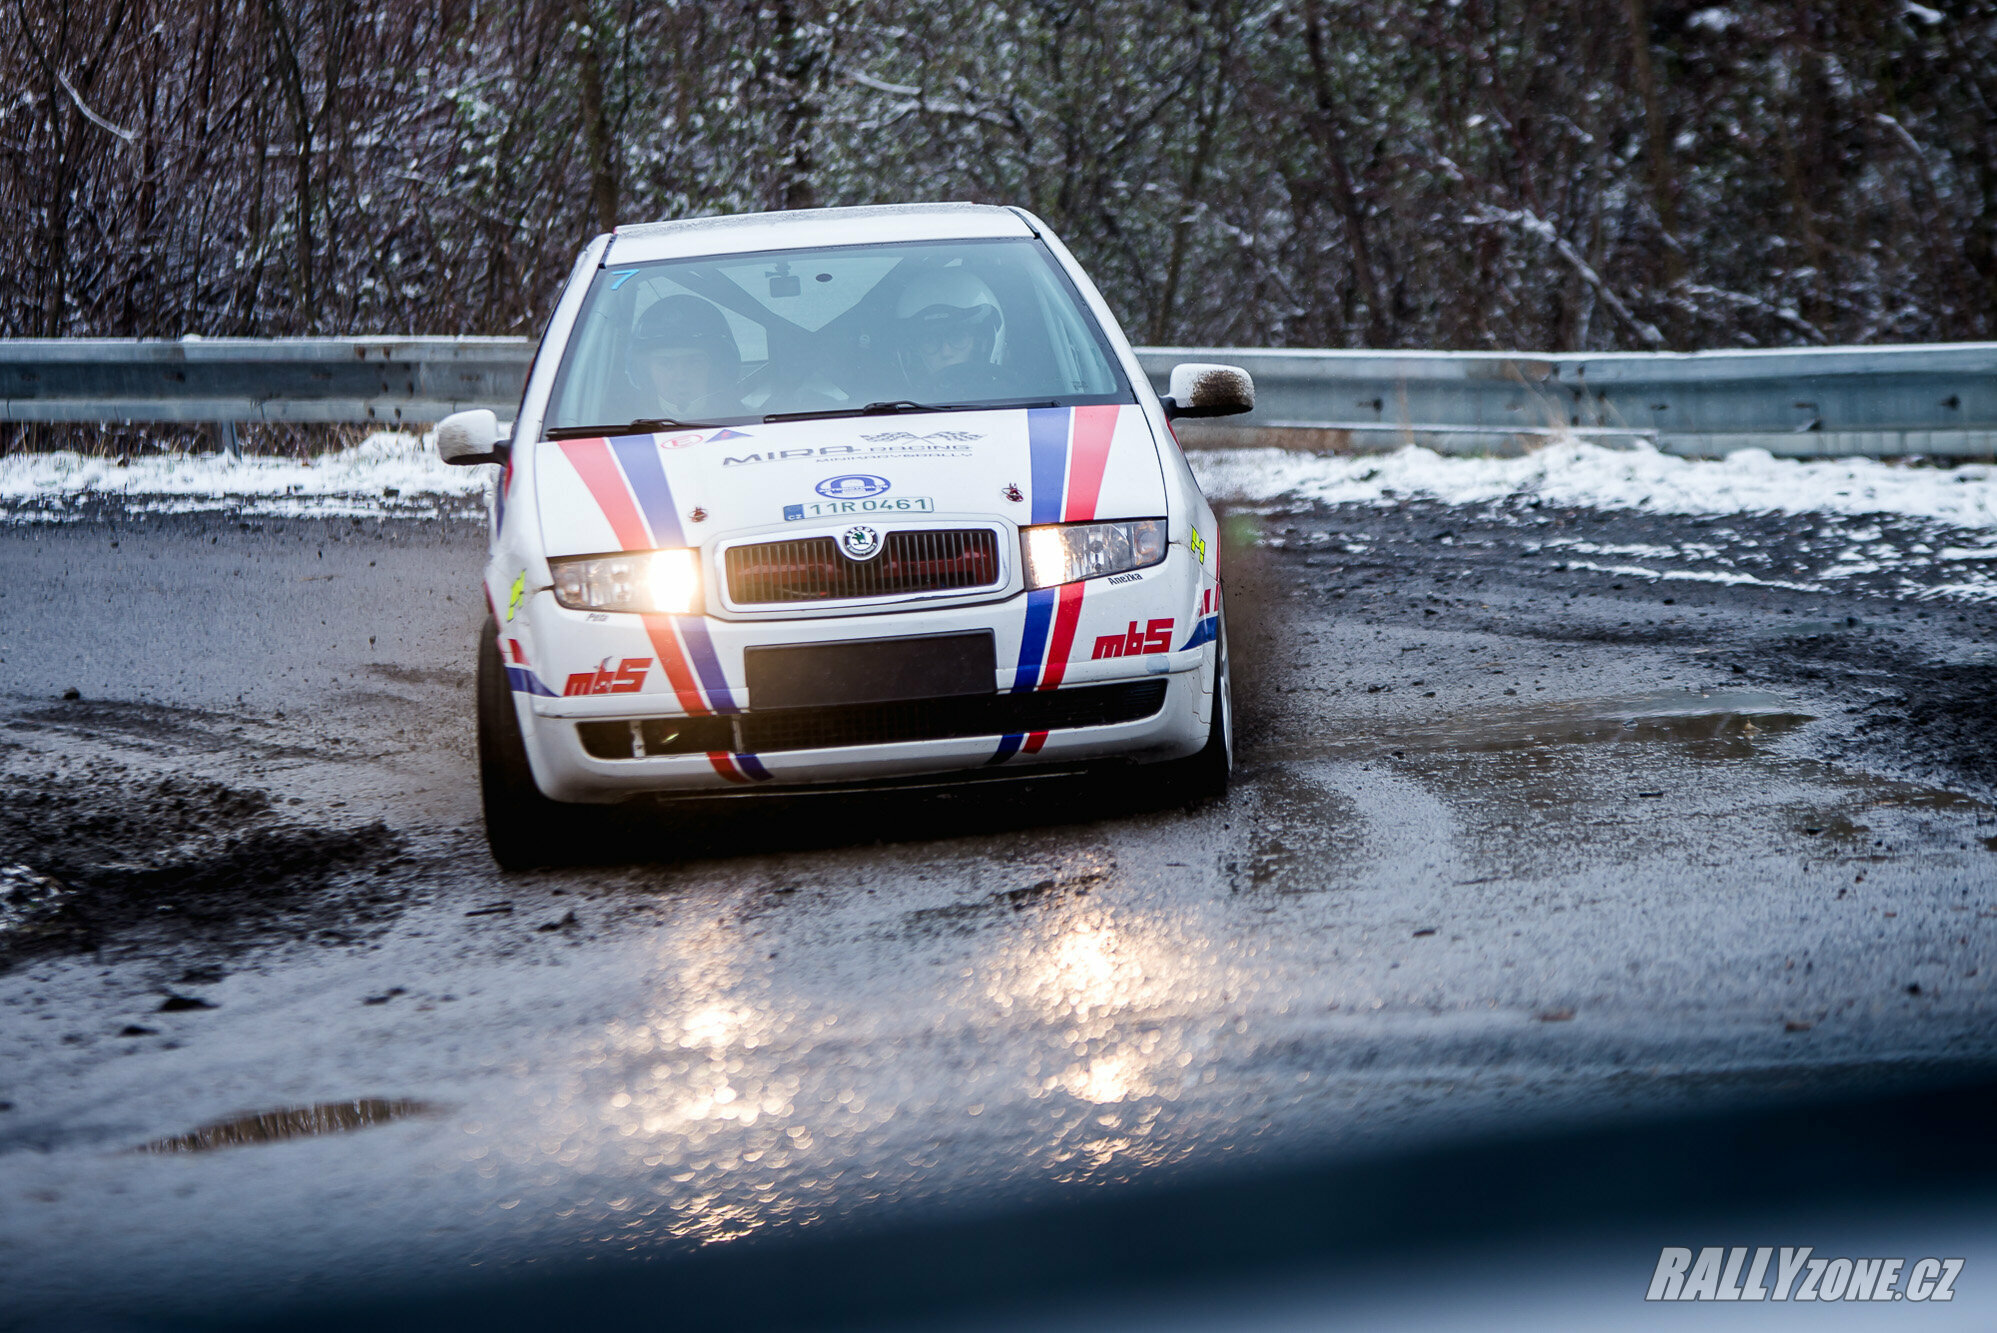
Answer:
xmin=1136 ymin=345 xmax=1997 ymax=459
xmin=0 ymin=337 xmax=533 ymax=435
xmin=3 ymin=337 xmax=1993 ymax=459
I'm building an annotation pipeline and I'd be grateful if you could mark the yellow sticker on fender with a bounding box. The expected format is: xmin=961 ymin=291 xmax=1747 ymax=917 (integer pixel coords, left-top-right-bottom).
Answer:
xmin=507 ymin=571 xmax=526 ymax=620
xmin=1189 ymin=528 xmax=1208 ymax=565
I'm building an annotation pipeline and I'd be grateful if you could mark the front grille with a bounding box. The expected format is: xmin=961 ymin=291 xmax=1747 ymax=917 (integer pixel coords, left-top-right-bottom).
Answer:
xmin=576 ymin=680 xmax=1167 ymax=759
xmin=724 ymin=528 xmax=1001 ymax=606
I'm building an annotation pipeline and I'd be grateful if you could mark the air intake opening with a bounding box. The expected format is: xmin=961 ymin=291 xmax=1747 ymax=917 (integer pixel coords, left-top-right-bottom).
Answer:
xmin=576 ymin=680 xmax=1168 ymax=759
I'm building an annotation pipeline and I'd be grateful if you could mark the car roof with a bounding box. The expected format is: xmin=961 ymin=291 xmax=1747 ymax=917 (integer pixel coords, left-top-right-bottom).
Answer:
xmin=602 ymin=202 xmax=1036 ymax=265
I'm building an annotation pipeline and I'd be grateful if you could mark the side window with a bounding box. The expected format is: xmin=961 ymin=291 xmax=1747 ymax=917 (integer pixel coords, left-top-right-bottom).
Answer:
xmin=1028 ymin=265 xmax=1117 ymax=394
xmin=554 ymin=293 xmax=629 ymax=426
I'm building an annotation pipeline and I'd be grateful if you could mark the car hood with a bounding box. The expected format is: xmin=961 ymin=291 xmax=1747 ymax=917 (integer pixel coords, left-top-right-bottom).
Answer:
xmin=531 ymin=404 xmax=1167 ymax=557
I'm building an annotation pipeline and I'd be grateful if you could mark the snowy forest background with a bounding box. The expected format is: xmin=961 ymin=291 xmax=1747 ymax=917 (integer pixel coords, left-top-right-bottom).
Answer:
xmin=6 ymin=0 xmax=1996 ymax=353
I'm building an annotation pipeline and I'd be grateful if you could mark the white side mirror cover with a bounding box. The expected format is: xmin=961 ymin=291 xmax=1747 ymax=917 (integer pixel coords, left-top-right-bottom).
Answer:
xmin=436 ymin=409 xmax=508 ymax=465
xmin=1163 ymin=363 xmax=1255 ymax=420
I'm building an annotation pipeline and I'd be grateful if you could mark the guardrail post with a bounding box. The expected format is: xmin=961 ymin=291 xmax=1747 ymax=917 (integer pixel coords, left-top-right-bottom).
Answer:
xmin=214 ymin=420 xmax=241 ymax=460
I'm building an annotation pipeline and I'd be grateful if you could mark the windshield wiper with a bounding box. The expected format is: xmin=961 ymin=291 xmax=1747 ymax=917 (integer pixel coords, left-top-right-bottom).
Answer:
xmin=763 ymin=400 xmax=1059 ymax=424
xmin=543 ymin=417 xmax=727 ymax=440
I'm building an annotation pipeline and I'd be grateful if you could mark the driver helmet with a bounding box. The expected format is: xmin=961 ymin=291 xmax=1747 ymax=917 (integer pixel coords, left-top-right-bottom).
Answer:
xmin=627 ymin=294 xmax=742 ymax=401
xmin=894 ymin=269 xmax=1003 ymax=381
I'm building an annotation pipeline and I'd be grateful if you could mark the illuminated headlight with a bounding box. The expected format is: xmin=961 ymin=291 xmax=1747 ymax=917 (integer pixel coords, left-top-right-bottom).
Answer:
xmin=550 ymin=549 xmax=701 ymax=614
xmin=1020 ymin=519 xmax=1167 ymax=590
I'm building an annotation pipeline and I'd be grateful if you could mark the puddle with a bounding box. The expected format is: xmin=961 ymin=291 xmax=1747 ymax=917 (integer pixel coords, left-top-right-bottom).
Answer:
xmin=135 ymin=1098 xmax=436 ymax=1154
xmin=1270 ymin=690 xmax=1814 ymax=762
xmin=1233 ymin=774 xmax=1367 ymax=895
xmin=1252 ymin=680 xmax=1992 ymax=880
xmin=1791 ymin=813 xmax=1873 ymax=844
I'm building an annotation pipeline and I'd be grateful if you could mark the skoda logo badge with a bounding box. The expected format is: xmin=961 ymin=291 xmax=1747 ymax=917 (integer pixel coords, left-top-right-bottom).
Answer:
xmin=839 ymin=525 xmax=883 ymax=561
xmin=816 ymin=473 xmax=890 ymax=499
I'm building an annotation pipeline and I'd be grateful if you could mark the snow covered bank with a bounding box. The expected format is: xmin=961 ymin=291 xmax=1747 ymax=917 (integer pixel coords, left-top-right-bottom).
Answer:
xmin=7 ymin=433 xmax=1995 ymax=533
xmin=1201 ymin=438 xmax=1997 ymax=603
xmin=0 ymin=432 xmax=486 ymax=519
xmin=1188 ymin=439 xmax=1997 ymax=529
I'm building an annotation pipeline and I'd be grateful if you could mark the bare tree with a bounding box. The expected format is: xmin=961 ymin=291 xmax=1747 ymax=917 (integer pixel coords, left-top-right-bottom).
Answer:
xmin=2 ymin=0 xmax=1992 ymax=377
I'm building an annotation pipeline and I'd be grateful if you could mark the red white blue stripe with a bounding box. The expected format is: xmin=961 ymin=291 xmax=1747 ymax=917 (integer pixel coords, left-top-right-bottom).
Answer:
xmin=487 ymin=578 xmax=558 ymax=696
xmin=557 ymin=434 xmax=739 ymax=714
xmin=707 ymin=751 xmax=772 ymax=783
xmin=987 ymin=730 xmax=1048 ymax=765
xmin=997 ymin=405 xmax=1121 ymax=763
xmin=502 ymin=637 xmax=557 ymax=697
xmin=1179 ymin=584 xmax=1220 ymax=651
xmin=1011 ymin=405 xmax=1120 ymax=695
xmin=1178 ymin=616 xmax=1218 ymax=652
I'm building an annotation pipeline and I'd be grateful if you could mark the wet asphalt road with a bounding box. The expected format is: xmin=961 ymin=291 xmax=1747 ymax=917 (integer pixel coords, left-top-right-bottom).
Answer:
xmin=3 ymin=495 xmax=1996 ymax=1321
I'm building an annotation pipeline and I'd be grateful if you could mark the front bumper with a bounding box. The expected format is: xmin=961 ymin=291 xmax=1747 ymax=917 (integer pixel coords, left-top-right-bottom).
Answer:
xmin=496 ymin=551 xmax=1216 ymax=800
xmin=518 ymin=664 xmax=1208 ymax=801
xmin=497 ymin=543 xmax=1217 ymax=801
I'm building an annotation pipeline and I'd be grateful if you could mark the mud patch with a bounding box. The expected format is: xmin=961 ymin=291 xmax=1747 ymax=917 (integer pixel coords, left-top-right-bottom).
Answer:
xmin=135 ymin=1098 xmax=438 ymax=1154
xmin=902 ymin=855 xmax=1115 ymax=937
xmin=0 ymin=767 xmax=414 ymax=971
xmin=5 ymin=697 xmax=314 ymax=760
xmin=362 ymin=663 xmax=473 ymax=689
xmin=1848 ymin=662 xmax=1997 ymax=798
xmin=1767 ymin=774 xmax=1992 ymax=864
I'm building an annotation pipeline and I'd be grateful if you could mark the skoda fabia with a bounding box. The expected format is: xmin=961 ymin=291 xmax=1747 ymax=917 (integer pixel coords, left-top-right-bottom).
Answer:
xmin=438 ymin=202 xmax=1252 ymax=868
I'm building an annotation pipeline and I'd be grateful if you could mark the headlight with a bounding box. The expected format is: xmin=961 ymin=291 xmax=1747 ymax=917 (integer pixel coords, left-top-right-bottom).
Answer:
xmin=1020 ymin=519 xmax=1167 ymax=590
xmin=550 ymin=549 xmax=701 ymax=614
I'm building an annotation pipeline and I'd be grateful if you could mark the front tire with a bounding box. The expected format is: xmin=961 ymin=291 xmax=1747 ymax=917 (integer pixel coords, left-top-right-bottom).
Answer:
xmin=477 ymin=621 xmax=591 ymax=870
xmin=1167 ymin=611 xmax=1232 ymax=802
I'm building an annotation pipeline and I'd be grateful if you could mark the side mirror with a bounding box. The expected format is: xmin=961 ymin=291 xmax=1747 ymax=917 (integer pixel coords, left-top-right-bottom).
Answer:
xmin=1162 ymin=363 xmax=1255 ymax=421
xmin=436 ymin=409 xmax=509 ymax=465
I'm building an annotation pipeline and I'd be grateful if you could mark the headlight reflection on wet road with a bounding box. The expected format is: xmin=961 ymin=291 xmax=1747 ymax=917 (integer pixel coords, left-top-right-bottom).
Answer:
xmin=541 ymin=853 xmax=1253 ymax=1247
xmin=979 ymin=874 xmax=1241 ymax=1180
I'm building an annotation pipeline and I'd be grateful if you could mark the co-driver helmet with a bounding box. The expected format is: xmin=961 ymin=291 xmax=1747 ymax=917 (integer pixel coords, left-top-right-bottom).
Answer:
xmin=893 ymin=269 xmax=1003 ymax=383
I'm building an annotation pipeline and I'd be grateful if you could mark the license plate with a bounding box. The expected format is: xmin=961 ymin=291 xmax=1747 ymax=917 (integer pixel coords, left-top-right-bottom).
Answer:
xmin=745 ymin=632 xmax=995 ymax=709
xmin=783 ymin=496 xmax=934 ymax=521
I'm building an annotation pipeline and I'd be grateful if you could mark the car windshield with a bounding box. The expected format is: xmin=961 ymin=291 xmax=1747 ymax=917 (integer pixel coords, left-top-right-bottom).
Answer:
xmin=543 ymin=237 xmax=1132 ymax=432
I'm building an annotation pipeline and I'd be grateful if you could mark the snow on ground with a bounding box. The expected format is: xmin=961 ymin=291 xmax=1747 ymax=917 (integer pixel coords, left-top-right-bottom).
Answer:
xmin=0 ymin=432 xmax=486 ymax=520
xmin=1194 ymin=439 xmax=1997 ymax=603
xmin=4 ymin=433 xmax=1993 ymax=530
xmin=1189 ymin=439 xmax=1997 ymax=529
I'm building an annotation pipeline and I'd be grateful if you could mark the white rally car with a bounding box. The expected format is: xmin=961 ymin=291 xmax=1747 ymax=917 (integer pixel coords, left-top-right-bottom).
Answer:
xmin=437 ymin=203 xmax=1252 ymax=868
